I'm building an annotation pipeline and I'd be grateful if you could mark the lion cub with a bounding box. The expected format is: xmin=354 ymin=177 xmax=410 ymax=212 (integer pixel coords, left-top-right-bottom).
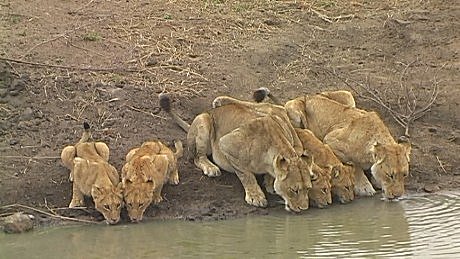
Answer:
xmin=122 ymin=140 xmax=183 ymax=222
xmin=60 ymin=122 xmax=123 ymax=225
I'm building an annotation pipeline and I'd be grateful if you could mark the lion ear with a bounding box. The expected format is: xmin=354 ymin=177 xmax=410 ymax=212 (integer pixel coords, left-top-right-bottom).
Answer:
xmin=115 ymin=183 xmax=123 ymax=198
xmin=397 ymin=137 xmax=411 ymax=162
xmin=274 ymin=155 xmax=289 ymax=180
xmin=370 ymin=142 xmax=385 ymax=164
xmin=91 ymin=185 xmax=103 ymax=198
xmin=332 ymin=166 xmax=340 ymax=178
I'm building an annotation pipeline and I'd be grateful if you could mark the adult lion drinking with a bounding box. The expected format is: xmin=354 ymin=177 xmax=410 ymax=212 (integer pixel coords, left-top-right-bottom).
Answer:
xmin=254 ymin=88 xmax=411 ymax=200
xmin=159 ymin=94 xmax=315 ymax=212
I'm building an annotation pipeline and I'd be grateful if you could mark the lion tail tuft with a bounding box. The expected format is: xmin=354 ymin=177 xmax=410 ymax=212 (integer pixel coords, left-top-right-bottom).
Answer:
xmin=79 ymin=122 xmax=91 ymax=143
xmin=158 ymin=93 xmax=190 ymax=132
xmin=159 ymin=93 xmax=171 ymax=113
xmin=253 ymin=87 xmax=270 ymax=103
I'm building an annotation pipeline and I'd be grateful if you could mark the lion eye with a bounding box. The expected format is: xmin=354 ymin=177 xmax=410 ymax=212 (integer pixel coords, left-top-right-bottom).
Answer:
xmin=139 ymin=203 xmax=145 ymax=208
xmin=103 ymin=205 xmax=110 ymax=211
xmin=290 ymin=188 xmax=299 ymax=194
xmin=116 ymin=203 xmax=121 ymax=209
xmin=321 ymin=188 xmax=328 ymax=194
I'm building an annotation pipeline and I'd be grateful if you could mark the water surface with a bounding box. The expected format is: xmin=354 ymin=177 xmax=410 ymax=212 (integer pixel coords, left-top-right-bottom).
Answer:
xmin=1 ymin=192 xmax=459 ymax=258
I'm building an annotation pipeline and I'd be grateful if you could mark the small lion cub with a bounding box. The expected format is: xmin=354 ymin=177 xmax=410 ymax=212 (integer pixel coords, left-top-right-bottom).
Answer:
xmin=60 ymin=122 xmax=123 ymax=225
xmin=122 ymin=139 xmax=183 ymax=222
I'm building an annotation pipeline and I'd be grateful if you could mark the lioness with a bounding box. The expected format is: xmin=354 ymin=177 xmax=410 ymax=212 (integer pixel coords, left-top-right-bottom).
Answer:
xmin=254 ymin=88 xmax=411 ymax=200
xmin=159 ymin=94 xmax=315 ymax=212
xmin=212 ymin=96 xmax=333 ymax=208
xmin=60 ymin=122 xmax=123 ymax=224
xmin=295 ymin=128 xmax=355 ymax=203
xmin=121 ymin=140 xmax=183 ymax=222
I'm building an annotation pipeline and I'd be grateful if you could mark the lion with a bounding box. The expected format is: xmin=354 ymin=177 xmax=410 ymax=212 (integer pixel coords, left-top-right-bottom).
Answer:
xmin=121 ymin=139 xmax=183 ymax=222
xmin=295 ymin=128 xmax=355 ymax=204
xmin=254 ymin=88 xmax=411 ymax=200
xmin=212 ymin=96 xmax=333 ymax=208
xmin=60 ymin=122 xmax=123 ymax=224
xmin=159 ymin=94 xmax=316 ymax=212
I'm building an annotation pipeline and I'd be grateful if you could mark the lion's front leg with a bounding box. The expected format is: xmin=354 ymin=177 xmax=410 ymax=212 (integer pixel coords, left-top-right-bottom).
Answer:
xmin=61 ymin=146 xmax=76 ymax=182
xmin=69 ymin=183 xmax=85 ymax=208
xmin=235 ymin=170 xmax=268 ymax=207
xmin=263 ymin=174 xmax=276 ymax=194
xmin=353 ymin=167 xmax=376 ymax=197
xmin=152 ymin=184 xmax=164 ymax=204
xmin=188 ymin=113 xmax=221 ymax=177
xmin=168 ymin=168 xmax=180 ymax=185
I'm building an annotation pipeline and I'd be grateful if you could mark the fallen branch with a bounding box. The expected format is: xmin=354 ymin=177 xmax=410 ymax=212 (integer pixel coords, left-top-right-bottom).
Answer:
xmin=0 ymin=57 xmax=141 ymax=73
xmin=125 ymin=105 xmax=165 ymax=120
xmin=325 ymin=64 xmax=441 ymax=137
xmin=436 ymin=156 xmax=448 ymax=174
xmin=22 ymin=17 xmax=107 ymax=57
xmin=0 ymin=155 xmax=60 ymax=159
xmin=0 ymin=204 xmax=98 ymax=224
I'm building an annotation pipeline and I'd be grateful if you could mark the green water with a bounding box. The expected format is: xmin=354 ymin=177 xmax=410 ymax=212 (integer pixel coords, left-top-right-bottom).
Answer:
xmin=1 ymin=192 xmax=459 ymax=258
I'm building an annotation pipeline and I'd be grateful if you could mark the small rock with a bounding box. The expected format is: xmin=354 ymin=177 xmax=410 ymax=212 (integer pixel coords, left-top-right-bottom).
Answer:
xmin=9 ymin=139 xmax=18 ymax=145
xmin=0 ymin=88 xmax=7 ymax=98
xmin=2 ymin=212 xmax=34 ymax=234
xmin=146 ymin=57 xmax=158 ymax=66
xmin=428 ymin=127 xmax=437 ymax=133
xmin=10 ymin=78 xmax=26 ymax=92
xmin=21 ymin=107 xmax=34 ymax=120
xmin=423 ymin=184 xmax=440 ymax=193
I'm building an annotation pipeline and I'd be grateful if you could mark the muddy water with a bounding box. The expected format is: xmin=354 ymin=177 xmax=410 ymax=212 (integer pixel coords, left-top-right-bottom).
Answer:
xmin=1 ymin=192 xmax=459 ymax=258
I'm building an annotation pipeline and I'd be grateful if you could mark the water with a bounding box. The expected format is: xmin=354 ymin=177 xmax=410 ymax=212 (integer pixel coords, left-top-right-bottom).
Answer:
xmin=1 ymin=192 xmax=459 ymax=259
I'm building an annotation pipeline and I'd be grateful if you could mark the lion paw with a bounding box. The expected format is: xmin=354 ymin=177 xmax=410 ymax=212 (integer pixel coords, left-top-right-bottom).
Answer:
xmin=153 ymin=195 xmax=163 ymax=204
xmin=69 ymin=199 xmax=83 ymax=208
xmin=202 ymin=164 xmax=221 ymax=177
xmin=245 ymin=191 xmax=268 ymax=208
xmin=169 ymin=174 xmax=180 ymax=185
xmin=354 ymin=183 xmax=376 ymax=197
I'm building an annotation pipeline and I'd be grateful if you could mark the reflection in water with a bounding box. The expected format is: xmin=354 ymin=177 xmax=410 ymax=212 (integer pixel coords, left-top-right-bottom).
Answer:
xmin=1 ymin=192 xmax=459 ymax=258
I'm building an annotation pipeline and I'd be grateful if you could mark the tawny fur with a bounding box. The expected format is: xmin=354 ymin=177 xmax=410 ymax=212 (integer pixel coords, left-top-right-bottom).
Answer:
xmin=121 ymin=139 xmax=183 ymax=222
xmin=160 ymin=94 xmax=315 ymax=212
xmin=258 ymin=89 xmax=411 ymax=200
xmin=60 ymin=123 xmax=123 ymax=225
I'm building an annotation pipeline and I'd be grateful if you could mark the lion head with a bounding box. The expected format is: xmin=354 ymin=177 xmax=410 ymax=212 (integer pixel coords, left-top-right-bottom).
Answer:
xmin=330 ymin=163 xmax=355 ymax=203
xmin=91 ymin=183 xmax=123 ymax=225
xmin=123 ymin=179 xmax=155 ymax=222
xmin=122 ymin=154 xmax=169 ymax=222
xmin=370 ymin=141 xmax=411 ymax=200
xmin=273 ymin=154 xmax=314 ymax=212
xmin=309 ymin=163 xmax=332 ymax=208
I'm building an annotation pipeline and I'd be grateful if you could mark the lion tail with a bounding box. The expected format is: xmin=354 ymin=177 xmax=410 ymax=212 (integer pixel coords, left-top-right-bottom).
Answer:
xmin=78 ymin=122 xmax=91 ymax=143
xmin=173 ymin=140 xmax=184 ymax=159
xmin=159 ymin=93 xmax=191 ymax=132
xmin=252 ymin=87 xmax=284 ymax=105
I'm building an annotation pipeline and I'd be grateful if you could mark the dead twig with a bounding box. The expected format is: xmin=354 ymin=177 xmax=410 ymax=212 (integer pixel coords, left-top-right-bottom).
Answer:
xmin=0 ymin=204 xmax=98 ymax=224
xmin=0 ymin=57 xmax=141 ymax=73
xmin=22 ymin=17 xmax=107 ymax=57
xmin=125 ymin=105 xmax=165 ymax=120
xmin=326 ymin=63 xmax=441 ymax=137
xmin=0 ymin=155 xmax=60 ymax=159
xmin=436 ymin=156 xmax=448 ymax=174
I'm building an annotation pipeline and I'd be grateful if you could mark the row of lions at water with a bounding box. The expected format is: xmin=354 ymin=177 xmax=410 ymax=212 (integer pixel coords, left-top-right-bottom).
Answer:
xmin=60 ymin=89 xmax=411 ymax=224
